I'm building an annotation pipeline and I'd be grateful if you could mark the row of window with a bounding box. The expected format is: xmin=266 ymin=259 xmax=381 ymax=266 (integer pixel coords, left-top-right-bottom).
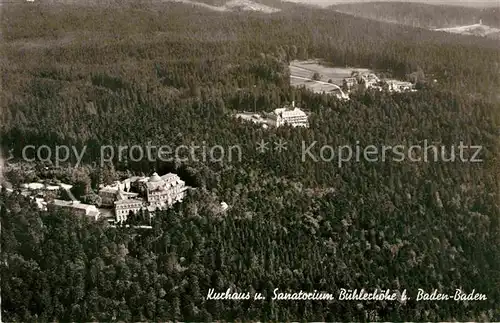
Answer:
xmin=117 ymin=203 xmax=143 ymax=209
xmin=149 ymin=188 xmax=183 ymax=195
xmin=281 ymin=117 xmax=307 ymax=121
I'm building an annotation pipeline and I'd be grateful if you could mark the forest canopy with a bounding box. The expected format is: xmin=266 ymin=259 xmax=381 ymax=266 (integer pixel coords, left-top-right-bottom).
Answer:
xmin=1 ymin=1 xmax=499 ymax=321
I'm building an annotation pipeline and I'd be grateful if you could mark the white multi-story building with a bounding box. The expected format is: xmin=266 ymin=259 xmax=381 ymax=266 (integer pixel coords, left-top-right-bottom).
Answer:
xmin=114 ymin=197 xmax=145 ymax=223
xmin=267 ymin=102 xmax=308 ymax=128
xmin=141 ymin=172 xmax=188 ymax=208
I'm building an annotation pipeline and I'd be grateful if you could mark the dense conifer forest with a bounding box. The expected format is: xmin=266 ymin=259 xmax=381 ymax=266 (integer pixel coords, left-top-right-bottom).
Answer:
xmin=1 ymin=1 xmax=499 ymax=321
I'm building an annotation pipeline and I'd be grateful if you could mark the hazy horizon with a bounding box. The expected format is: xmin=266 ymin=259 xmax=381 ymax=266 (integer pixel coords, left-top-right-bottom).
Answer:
xmin=285 ymin=0 xmax=500 ymax=8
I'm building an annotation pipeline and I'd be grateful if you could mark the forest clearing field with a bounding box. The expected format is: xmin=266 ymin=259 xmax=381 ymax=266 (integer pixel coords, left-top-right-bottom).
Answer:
xmin=289 ymin=60 xmax=372 ymax=87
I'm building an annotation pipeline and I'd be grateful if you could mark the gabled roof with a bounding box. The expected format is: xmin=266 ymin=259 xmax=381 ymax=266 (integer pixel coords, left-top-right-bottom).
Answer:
xmin=51 ymin=199 xmax=99 ymax=213
xmin=99 ymin=186 xmax=119 ymax=194
xmin=273 ymin=107 xmax=307 ymax=118
xmin=161 ymin=173 xmax=179 ymax=182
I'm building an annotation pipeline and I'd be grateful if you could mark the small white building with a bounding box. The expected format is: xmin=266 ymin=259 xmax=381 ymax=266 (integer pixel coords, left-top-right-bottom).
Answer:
xmin=343 ymin=77 xmax=358 ymax=90
xmin=360 ymin=73 xmax=380 ymax=87
xmin=235 ymin=113 xmax=272 ymax=129
xmin=21 ymin=183 xmax=45 ymax=191
xmin=385 ymin=80 xmax=415 ymax=92
xmin=45 ymin=185 xmax=61 ymax=191
xmin=59 ymin=183 xmax=73 ymax=191
xmin=48 ymin=199 xmax=100 ymax=220
xmin=34 ymin=197 xmax=47 ymax=211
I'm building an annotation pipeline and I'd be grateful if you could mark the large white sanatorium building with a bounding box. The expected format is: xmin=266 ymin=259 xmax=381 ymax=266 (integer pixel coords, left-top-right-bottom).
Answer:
xmin=100 ymin=172 xmax=188 ymax=223
xmin=235 ymin=102 xmax=309 ymax=129
xmin=266 ymin=102 xmax=309 ymax=128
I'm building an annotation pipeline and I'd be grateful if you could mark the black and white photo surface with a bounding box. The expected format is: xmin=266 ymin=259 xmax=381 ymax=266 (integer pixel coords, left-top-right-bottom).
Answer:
xmin=0 ymin=0 xmax=499 ymax=321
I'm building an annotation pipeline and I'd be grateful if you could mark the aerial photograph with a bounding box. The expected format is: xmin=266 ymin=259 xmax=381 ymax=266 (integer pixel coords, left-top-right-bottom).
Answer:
xmin=0 ymin=0 xmax=499 ymax=321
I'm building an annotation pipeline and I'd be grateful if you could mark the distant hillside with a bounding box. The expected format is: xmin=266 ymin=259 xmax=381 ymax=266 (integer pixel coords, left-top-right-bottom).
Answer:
xmin=434 ymin=23 xmax=500 ymax=39
xmin=10 ymin=0 xmax=294 ymax=12
xmin=172 ymin=0 xmax=281 ymax=13
xmin=179 ymin=0 xmax=283 ymax=12
xmin=196 ymin=0 xmax=286 ymax=6
xmin=332 ymin=1 xmax=500 ymax=29
xmin=178 ymin=0 xmax=314 ymax=11
xmin=289 ymin=0 xmax=499 ymax=8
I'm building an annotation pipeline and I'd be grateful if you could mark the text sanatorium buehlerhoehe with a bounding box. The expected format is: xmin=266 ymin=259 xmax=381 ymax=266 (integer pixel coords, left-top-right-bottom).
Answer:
xmin=206 ymin=288 xmax=487 ymax=301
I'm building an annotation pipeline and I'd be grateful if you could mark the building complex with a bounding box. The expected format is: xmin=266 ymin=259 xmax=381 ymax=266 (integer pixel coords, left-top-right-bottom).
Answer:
xmin=267 ymin=103 xmax=309 ymax=128
xmin=235 ymin=101 xmax=309 ymax=128
xmin=17 ymin=172 xmax=189 ymax=224
xmin=343 ymin=72 xmax=415 ymax=93
xmin=99 ymin=172 xmax=189 ymax=223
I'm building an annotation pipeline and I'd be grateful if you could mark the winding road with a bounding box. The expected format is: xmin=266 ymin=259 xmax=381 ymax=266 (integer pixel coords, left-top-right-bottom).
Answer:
xmin=290 ymin=75 xmax=349 ymax=99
